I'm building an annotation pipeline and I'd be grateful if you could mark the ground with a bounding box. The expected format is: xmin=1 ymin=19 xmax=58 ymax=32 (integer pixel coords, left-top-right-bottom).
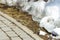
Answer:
xmin=0 ymin=4 xmax=49 ymax=40
xmin=0 ymin=4 xmax=39 ymax=34
xmin=0 ymin=11 xmax=42 ymax=40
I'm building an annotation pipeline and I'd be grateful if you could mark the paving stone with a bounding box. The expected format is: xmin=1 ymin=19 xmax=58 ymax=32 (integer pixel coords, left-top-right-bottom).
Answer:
xmin=0 ymin=16 xmax=5 ymax=20
xmin=1 ymin=26 xmax=12 ymax=32
xmin=0 ymin=29 xmax=9 ymax=40
xmin=6 ymin=31 xmax=18 ymax=37
xmin=0 ymin=21 xmax=7 ymax=28
xmin=0 ymin=21 xmax=3 ymax=25
xmin=11 ymin=37 xmax=22 ymax=40
xmin=2 ymin=18 xmax=12 ymax=24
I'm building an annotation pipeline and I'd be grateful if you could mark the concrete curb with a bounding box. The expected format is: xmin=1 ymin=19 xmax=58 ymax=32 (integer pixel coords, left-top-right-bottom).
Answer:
xmin=0 ymin=11 xmax=43 ymax=40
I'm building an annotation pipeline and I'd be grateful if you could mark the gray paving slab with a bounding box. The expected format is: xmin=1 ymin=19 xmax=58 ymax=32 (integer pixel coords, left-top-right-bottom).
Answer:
xmin=0 ymin=29 xmax=9 ymax=40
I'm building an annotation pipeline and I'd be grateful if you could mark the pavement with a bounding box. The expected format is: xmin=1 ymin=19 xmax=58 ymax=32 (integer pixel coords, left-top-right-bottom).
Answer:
xmin=0 ymin=11 xmax=43 ymax=40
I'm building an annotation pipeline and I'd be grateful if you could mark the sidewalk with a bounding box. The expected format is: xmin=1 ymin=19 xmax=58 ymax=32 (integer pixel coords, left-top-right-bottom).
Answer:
xmin=0 ymin=11 xmax=43 ymax=40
